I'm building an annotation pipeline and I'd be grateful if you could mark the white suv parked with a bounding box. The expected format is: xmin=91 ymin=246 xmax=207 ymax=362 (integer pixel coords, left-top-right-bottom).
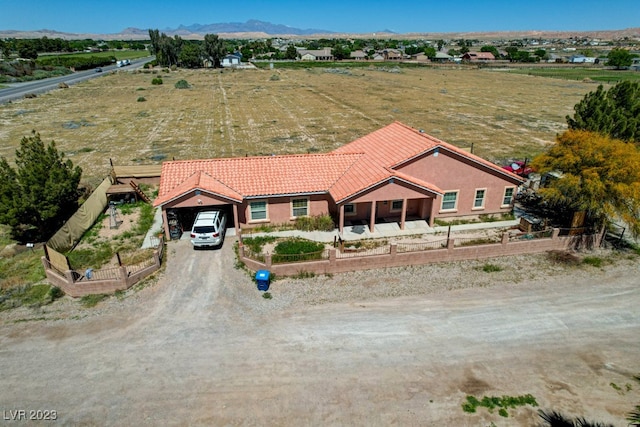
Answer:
xmin=190 ymin=210 xmax=227 ymax=248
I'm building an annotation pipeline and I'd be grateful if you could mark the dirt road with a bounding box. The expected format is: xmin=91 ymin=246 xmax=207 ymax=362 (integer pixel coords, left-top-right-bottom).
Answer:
xmin=1 ymin=240 xmax=639 ymax=426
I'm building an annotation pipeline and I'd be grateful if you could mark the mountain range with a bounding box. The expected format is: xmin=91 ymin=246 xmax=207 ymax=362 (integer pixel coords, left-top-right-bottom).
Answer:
xmin=0 ymin=20 xmax=638 ymax=41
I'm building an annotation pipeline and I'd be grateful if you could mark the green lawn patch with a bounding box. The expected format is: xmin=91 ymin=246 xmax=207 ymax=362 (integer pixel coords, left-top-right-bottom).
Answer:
xmin=462 ymin=394 xmax=538 ymax=418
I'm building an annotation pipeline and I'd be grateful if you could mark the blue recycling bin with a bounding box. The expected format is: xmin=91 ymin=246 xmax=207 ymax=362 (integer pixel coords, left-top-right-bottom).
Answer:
xmin=256 ymin=270 xmax=270 ymax=291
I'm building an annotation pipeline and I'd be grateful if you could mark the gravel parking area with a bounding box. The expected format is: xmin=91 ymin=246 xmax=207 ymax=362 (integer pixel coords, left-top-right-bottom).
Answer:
xmin=1 ymin=238 xmax=639 ymax=426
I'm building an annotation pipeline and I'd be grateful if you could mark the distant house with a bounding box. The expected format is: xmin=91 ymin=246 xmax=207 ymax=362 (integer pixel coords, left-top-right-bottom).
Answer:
xmin=433 ymin=52 xmax=453 ymax=62
xmin=299 ymin=48 xmax=334 ymax=61
xmin=222 ymin=53 xmax=242 ymax=67
xmin=383 ymin=49 xmax=402 ymax=61
xmin=569 ymin=55 xmax=596 ymax=63
xmin=372 ymin=53 xmax=385 ymax=61
xmin=411 ymin=53 xmax=430 ymax=62
xmin=462 ymin=51 xmax=495 ymax=61
xmin=350 ymin=50 xmax=367 ymax=60
xmin=631 ymin=58 xmax=640 ymax=71
xmin=154 ymin=122 xmax=524 ymax=238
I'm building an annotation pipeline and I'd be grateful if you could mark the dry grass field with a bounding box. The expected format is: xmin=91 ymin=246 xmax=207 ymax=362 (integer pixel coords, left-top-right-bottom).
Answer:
xmin=0 ymin=66 xmax=599 ymax=181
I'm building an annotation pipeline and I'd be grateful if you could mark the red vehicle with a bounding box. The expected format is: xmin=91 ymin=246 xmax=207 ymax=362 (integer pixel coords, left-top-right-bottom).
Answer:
xmin=503 ymin=160 xmax=534 ymax=177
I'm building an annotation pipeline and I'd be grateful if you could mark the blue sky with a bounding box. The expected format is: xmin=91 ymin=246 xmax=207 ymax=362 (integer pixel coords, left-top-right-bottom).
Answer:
xmin=1 ymin=0 xmax=638 ymax=34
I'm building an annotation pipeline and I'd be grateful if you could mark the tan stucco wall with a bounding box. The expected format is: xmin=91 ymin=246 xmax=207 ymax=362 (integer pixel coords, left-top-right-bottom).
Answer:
xmin=397 ymin=151 xmax=520 ymax=218
xmin=240 ymin=195 xmax=330 ymax=229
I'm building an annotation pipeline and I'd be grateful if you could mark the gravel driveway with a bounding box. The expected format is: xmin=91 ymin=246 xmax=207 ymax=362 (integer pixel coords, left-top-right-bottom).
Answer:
xmin=0 ymin=238 xmax=639 ymax=426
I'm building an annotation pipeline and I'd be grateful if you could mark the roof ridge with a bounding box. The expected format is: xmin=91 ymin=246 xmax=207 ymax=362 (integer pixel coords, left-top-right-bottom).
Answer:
xmin=198 ymin=170 xmax=244 ymax=197
xmin=166 ymin=152 xmax=363 ymax=165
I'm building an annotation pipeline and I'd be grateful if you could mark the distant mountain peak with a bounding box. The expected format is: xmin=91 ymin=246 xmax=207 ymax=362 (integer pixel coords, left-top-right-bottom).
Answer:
xmin=166 ymin=20 xmax=334 ymax=36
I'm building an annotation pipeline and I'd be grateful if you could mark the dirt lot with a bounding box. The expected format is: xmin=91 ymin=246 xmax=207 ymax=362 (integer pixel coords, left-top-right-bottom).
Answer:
xmin=0 ymin=238 xmax=638 ymax=426
xmin=0 ymin=66 xmax=597 ymax=181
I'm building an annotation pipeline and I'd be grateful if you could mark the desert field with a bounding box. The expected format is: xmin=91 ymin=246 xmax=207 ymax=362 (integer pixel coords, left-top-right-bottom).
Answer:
xmin=0 ymin=65 xmax=598 ymax=181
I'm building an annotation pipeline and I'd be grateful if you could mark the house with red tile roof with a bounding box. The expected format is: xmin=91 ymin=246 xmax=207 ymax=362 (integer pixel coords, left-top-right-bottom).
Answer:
xmin=153 ymin=122 xmax=523 ymax=238
xmin=462 ymin=51 xmax=496 ymax=61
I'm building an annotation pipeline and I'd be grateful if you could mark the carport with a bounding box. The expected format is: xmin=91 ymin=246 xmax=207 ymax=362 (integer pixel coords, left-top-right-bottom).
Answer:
xmin=153 ymin=171 xmax=243 ymax=240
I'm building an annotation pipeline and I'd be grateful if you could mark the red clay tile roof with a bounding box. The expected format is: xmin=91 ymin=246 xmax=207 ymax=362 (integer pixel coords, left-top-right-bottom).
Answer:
xmin=329 ymin=121 xmax=522 ymax=201
xmin=154 ymin=153 xmax=363 ymax=207
xmin=154 ymin=121 xmax=522 ymax=207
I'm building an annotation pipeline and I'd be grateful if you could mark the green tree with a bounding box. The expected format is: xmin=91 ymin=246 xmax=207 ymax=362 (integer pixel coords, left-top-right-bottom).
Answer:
xmin=566 ymin=81 xmax=640 ymax=143
xmin=534 ymin=48 xmax=547 ymax=60
xmin=532 ymin=130 xmax=640 ymax=236
xmin=424 ymin=46 xmax=437 ymax=59
xmin=284 ymin=45 xmax=298 ymax=60
xmin=178 ymin=42 xmax=203 ymax=68
xmin=17 ymin=41 xmax=38 ymax=59
xmin=0 ymin=131 xmax=82 ymax=242
xmin=607 ymin=48 xmax=633 ymax=69
xmin=504 ymin=46 xmax=519 ymax=61
xmin=203 ymin=33 xmax=226 ymax=68
xmin=332 ymin=44 xmax=348 ymax=60
xmin=436 ymin=39 xmax=445 ymax=51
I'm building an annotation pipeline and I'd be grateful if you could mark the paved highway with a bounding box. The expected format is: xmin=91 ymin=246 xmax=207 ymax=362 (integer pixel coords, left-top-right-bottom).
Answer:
xmin=0 ymin=56 xmax=154 ymax=104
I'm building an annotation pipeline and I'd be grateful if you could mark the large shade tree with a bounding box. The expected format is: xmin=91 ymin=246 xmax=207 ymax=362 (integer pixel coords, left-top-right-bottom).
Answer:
xmin=203 ymin=34 xmax=226 ymax=68
xmin=607 ymin=47 xmax=633 ymax=69
xmin=532 ymin=130 xmax=640 ymax=236
xmin=566 ymin=81 xmax=640 ymax=144
xmin=0 ymin=131 xmax=82 ymax=242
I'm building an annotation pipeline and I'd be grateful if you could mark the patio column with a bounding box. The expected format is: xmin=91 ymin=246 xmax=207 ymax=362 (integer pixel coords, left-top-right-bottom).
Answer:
xmin=162 ymin=209 xmax=170 ymax=239
xmin=233 ymin=204 xmax=240 ymax=236
xmin=369 ymin=201 xmax=376 ymax=233
xmin=339 ymin=204 xmax=345 ymax=234
xmin=429 ymin=196 xmax=440 ymax=227
xmin=400 ymin=198 xmax=407 ymax=230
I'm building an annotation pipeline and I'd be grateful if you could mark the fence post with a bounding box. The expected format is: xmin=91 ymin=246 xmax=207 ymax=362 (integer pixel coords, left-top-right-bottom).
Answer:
xmin=64 ymin=270 xmax=75 ymax=284
xmin=390 ymin=243 xmax=397 ymax=258
xmin=153 ymin=250 xmax=161 ymax=267
xmin=329 ymin=248 xmax=336 ymax=264
xmin=447 ymin=238 xmax=455 ymax=251
xmin=265 ymin=254 xmax=272 ymax=268
xmin=501 ymin=232 xmax=509 ymax=246
xmin=552 ymin=228 xmax=560 ymax=240
xmin=119 ymin=265 xmax=128 ymax=287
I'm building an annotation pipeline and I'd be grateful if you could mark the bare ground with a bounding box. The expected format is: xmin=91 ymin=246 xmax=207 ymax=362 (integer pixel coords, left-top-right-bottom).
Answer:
xmin=0 ymin=67 xmax=597 ymax=180
xmin=1 ymin=239 xmax=638 ymax=426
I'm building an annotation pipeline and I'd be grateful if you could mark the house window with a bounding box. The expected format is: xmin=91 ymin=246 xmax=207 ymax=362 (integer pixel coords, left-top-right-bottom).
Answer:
xmin=441 ymin=191 xmax=458 ymax=211
xmin=473 ymin=189 xmax=486 ymax=209
xmin=344 ymin=204 xmax=356 ymax=215
xmin=502 ymin=187 xmax=515 ymax=206
xmin=249 ymin=200 xmax=268 ymax=221
xmin=390 ymin=200 xmax=403 ymax=212
xmin=291 ymin=198 xmax=309 ymax=217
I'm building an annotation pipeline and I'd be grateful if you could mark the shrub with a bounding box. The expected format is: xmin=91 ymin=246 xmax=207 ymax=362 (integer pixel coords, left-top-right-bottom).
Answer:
xmin=137 ymin=96 xmax=146 ymax=102
xmin=272 ymin=238 xmax=324 ymax=263
xmin=482 ymin=263 xmax=503 ymax=272
xmin=294 ymin=214 xmax=334 ymax=231
xmin=242 ymin=235 xmax=278 ymax=253
xmin=582 ymin=256 xmax=603 ymax=268
xmin=274 ymin=238 xmax=324 ymax=255
xmin=174 ymin=79 xmax=190 ymax=89
xmin=48 ymin=286 xmax=64 ymax=300
xmin=80 ymin=294 xmax=108 ymax=308
xmin=262 ymin=292 xmax=272 ymax=299
xmin=151 ymin=77 xmax=163 ymax=85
